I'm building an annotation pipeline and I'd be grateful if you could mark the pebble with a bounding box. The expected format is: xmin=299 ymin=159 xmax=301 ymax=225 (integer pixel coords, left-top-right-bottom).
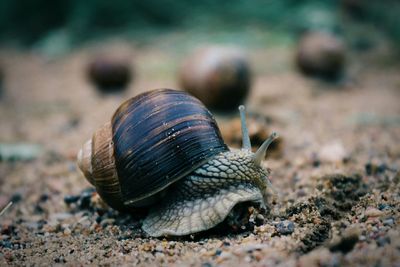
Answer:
xmin=383 ymin=218 xmax=394 ymax=226
xmin=378 ymin=203 xmax=389 ymax=210
xmin=376 ymin=236 xmax=390 ymax=247
xmin=64 ymin=195 xmax=80 ymax=205
xmin=63 ymin=227 xmax=72 ymax=236
xmin=155 ymin=252 xmax=165 ymax=261
xmin=215 ymin=251 xmax=232 ymax=263
xmin=79 ymin=192 xmax=92 ymax=209
xmin=10 ymin=193 xmax=22 ymax=203
xmin=365 ymin=163 xmax=387 ymax=175
xmin=0 ymin=240 xmax=13 ymax=249
xmin=49 ymin=212 xmax=73 ymax=221
xmin=319 ymin=141 xmax=346 ymax=162
xmin=1 ymin=234 xmax=10 ymax=240
xmin=100 ymin=218 xmax=116 ymax=227
xmin=244 ymin=255 xmax=252 ymax=263
xmin=365 ymin=207 xmax=384 ymax=217
xmin=276 ymin=220 xmax=295 ymax=235
xmin=233 ymin=244 xmax=268 ymax=255
xmin=54 ymin=256 xmax=66 ymax=263
xmin=256 ymin=214 xmax=265 ymax=222
xmin=38 ymin=194 xmax=49 ymax=202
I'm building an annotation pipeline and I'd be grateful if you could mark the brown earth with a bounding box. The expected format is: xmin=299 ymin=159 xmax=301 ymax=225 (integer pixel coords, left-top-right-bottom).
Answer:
xmin=0 ymin=39 xmax=399 ymax=266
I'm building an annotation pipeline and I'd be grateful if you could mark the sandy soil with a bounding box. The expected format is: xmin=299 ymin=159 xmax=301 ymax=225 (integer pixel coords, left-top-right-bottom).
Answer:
xmin=0 ymin=40 xmax=399 ymax=266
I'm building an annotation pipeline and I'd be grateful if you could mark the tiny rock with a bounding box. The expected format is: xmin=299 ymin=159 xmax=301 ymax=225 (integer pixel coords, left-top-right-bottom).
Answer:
xmin=319 ymin=141 xmax=347 ymax=163
xmin=275 ymin=220 xmax=295 ymax=235
xmin=365 ymin=207 xmax=383 ymax=217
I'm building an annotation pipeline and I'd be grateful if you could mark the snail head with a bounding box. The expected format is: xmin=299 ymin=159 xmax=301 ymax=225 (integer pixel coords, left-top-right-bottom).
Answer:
xmin=237 ymin=105 xmax=278 ymax=195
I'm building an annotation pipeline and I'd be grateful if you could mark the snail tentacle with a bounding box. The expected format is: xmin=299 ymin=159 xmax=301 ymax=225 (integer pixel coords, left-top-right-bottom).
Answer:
xmin=253 ymin=132 xmax=278 ymax=166
xmin=239 ymin=105 xmax=251 ymax=150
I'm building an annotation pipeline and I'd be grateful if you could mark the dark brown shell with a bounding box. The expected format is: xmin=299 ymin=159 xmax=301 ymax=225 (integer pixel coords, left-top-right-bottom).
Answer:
xmin=179 ymin=46 xmax=251 ymax=112
xmin=295 ymin=31 xmax=346 ymax=80
xmin=111 ymin=89 xmax=228 ymax=206
xmin=87 ymin=54 xmax=132 ymax=92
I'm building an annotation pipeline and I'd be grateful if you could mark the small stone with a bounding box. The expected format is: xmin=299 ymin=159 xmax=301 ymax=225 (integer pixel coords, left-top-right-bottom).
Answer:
xmin=383 ymin=218 xmax=394 ymax=226
xmin=378 ymin=203 xmax=389 ymax=210
xmin=54 ymin=256 xmax=66 ymax=263
xmin=276 ymin=220 xmax=295 ymax=235
xmin=49 ymin=212 xmax=72 ymax=221
xmin=254 ymin=225 xmax=268 ymax=233
xmin=100 ymin=218 xmax=115 ymax=227
xmin=10 ymin=193 xmax=22 ymax=203
xmin=244 ymin=255 xmax=252 ymax=263
xmin=64 ymin=195 xmax=80 ymax=205
xmin=1 ymin=235 xmax=10 ymax=240
xmin=155 ymin=252 xmax=165 ymax=261
xmin=365 ymin=162 xmax=387 ymax=175
xmin=365 ymin=207 xmax=383 ymax=217
xmin=376 ymin=236 xmax=390 ymax=247
xmin=256 ymin=214 xmax=265 ymax=224
xmin=319 ymin=141 xmax=347 ymax=163
xmin=0 ymin=240 xmax=13 ymax=249
xmin=38 ymin=194 xmax=49 ymax=202
xmin=63 ymin=227 xmax=71 ymax=236
xmin=79 ymin=192 xmax=92 ymax=209
xmin=215 ymin=251 xmax=232 ymax=264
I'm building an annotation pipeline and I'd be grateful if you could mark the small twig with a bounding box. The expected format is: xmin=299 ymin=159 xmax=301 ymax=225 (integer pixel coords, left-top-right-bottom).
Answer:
xmin=0 ymin=201 xmax=13 ymax=217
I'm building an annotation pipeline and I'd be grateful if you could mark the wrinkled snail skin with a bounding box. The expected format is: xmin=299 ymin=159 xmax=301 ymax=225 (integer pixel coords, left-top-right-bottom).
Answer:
xmin=77 ymin=89 xmax=278 ymax=237
xmin=142 ymin=149 xmax=270 ymax=237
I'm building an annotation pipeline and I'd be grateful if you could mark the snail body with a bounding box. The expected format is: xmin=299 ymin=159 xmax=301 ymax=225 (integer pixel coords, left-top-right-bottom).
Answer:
xmin=77 ymin=89 xmax=277 ymax=237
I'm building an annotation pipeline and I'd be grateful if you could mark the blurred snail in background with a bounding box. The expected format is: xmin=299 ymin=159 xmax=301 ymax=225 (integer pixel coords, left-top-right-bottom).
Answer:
xmin=87 ymin=53 xmax=133 ymax=93
xmin=179 ymin=46 xmax=252 ymax=112
xmin=77 ymin=89 xmax=277 ymax=237
xmin=295 ymin=31 xmax=346 ymax=81
xmin=0 ymin=64 xmax=4 ymax=98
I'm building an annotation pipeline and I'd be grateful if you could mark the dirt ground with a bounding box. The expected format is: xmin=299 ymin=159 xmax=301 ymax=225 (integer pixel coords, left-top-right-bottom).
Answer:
xmin=0 ymin=39 xmax=399 ymax=266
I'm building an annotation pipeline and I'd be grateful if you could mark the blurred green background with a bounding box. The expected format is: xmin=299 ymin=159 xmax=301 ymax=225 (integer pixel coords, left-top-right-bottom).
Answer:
xmin=0 ymin=0 xmax=399 ymax=52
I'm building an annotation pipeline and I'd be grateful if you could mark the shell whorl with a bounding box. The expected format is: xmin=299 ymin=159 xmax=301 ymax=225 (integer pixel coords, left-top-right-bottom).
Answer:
xmin=77 ymin=139 xmax=93 ymax=185
xmin=77 ymin=122 xmax=125 ymax=210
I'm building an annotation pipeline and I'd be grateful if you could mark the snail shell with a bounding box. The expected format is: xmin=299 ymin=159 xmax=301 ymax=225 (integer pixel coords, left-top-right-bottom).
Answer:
xmin=179 ymin=46 xmax=251 ymax=111
xmin=78 ymin=89 xmax=277 ymax=236
xmin=296 ymin=31 xmax=346 ymax=80
xmin=87 ymin=54 xmax=133 ymax=92
xmin=78 ymin=89 xmax=228 ymax=210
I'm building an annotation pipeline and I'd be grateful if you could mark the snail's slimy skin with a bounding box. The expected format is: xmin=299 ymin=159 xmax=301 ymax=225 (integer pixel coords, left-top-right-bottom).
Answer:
xmin=142 ymin=150 xmax=271 ymax=237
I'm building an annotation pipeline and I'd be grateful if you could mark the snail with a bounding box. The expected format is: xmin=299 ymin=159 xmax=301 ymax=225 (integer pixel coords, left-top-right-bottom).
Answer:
xmin=295 ymin=31 xmax=346 ymax=81
xmin=77 ymin=89 xmax=278 ymax=237
xmin=179 ymin=46 xmax=251 ymax=112
xmin=87 ymin=54 xmax=133 ymax=93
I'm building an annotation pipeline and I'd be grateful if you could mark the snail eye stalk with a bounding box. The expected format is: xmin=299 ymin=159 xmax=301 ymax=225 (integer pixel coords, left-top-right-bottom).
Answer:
xmin=239 ymin=105 xmax=251 ymax=150
xmin=253 ymin=132 xmax=278 ymax=166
